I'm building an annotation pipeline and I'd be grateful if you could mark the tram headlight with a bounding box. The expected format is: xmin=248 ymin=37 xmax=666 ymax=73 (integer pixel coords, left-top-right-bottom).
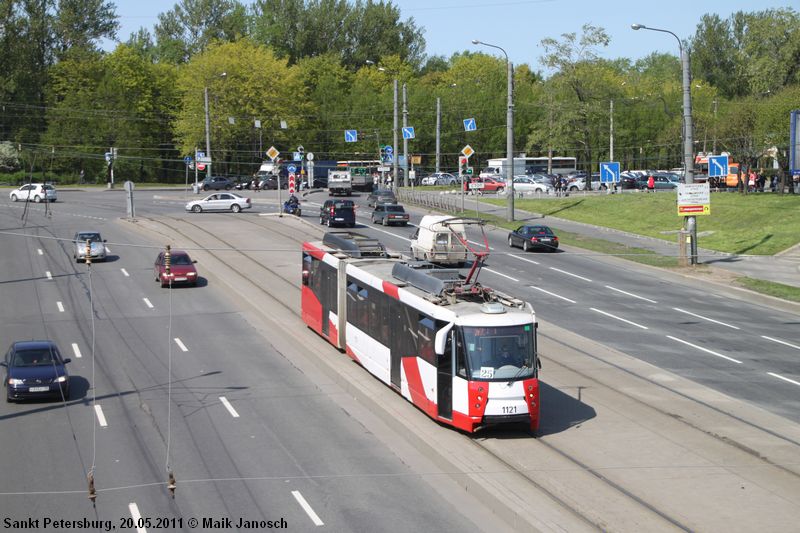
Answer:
xmin=478 ymin=386 xmax=484 ymax=393
xmin=474 ymin=403 xmax=481 ymax=409
xmin=528 ymin=385 xmax=533 ymax=391
xmin=477 ymin=395 xmax=482 ymax=402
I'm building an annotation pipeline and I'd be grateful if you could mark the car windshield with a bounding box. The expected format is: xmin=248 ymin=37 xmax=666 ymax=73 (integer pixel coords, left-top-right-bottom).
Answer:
xmin=333 ymin=201 xmax=353 ymax=209
xmin=76 ymin=233 xmax=101 ymax=242
xmin=385 ymin=205 xmax=404 ymax=212
xmin=460 ymin=325 xmax=535 ymax=380
xmin=525 ymin=226 xmax=552 ymax=235
xmin=13 ymin=349 xmax=56 ymax=367
xmin=170 ymin=254 xmax=192 ymax=266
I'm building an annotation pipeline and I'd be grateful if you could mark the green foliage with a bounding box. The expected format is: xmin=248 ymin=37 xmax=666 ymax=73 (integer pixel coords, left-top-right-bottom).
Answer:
xmin=0 ymin=141 xmax=21 ymax=172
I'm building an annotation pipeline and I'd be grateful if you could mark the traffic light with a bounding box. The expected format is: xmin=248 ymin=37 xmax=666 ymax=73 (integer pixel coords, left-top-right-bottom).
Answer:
xmin=459 ymin=156 xmax=468 ymax=174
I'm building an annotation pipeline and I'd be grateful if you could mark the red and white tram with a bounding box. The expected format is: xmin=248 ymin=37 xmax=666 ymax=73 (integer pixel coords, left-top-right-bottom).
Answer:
xmin=301 ymin=232 xmax=540 ymax=433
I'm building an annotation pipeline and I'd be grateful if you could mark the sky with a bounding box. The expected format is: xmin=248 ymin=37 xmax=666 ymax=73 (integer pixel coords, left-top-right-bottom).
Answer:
xmin=108 ymin=0 xmax=792 ymax=68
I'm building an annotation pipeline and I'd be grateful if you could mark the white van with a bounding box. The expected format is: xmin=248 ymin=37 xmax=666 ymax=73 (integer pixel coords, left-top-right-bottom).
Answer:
xmin=409 ymin=215 xmax=468 ymax=265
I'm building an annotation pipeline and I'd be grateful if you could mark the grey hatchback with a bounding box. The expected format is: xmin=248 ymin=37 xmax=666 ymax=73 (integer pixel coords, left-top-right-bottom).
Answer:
xmin=371 ymin=203 xmax=409 ymax=226
xmin=366 ymin=189 xmax=397 ymax=207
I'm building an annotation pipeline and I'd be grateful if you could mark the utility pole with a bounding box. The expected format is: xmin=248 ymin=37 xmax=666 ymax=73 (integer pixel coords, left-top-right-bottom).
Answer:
xmin=402 ymin=83 xmax=408 ymax=187
xmin=392 ymin=79 xmax=399 ymax=190
xmin=712 ymin=99 xmax=718 ymax=154
xmin=609 ymin=99 xmax=614 ymax=161
xmin=204 ymin=87 xmax=212 ymax=180
xmin=435 ymin=97 xmax=441 ymax=173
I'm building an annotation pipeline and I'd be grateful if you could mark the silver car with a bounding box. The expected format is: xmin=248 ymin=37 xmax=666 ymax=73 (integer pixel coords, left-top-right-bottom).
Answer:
xmin=9 ymin=183 xmax=57 ymax=203
xmin=185 ymin=192 xmax=251 ymax=213
xmin=73 ymin=232 xmax=107 ymax=262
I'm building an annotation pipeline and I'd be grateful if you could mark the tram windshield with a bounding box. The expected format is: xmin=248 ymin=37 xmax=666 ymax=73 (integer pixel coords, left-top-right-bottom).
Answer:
xmin=460 ymin=324 xmax=535 ymax=380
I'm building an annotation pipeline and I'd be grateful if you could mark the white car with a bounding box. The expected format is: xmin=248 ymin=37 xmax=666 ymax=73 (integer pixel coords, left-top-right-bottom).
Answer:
xmin=9 ymin=183 xmax=57 ymax=203
xmin=73 ymin=231 xmax=107 ymax=262
xmin=185 ymin=192 xmax=251 ymax=213
xmin=512 ymin=176 xmax=552 ymax=194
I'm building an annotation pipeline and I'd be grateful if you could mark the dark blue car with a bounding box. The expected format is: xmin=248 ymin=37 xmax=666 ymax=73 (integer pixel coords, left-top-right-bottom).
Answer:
xmin=3 ymin=341 xmax=71 ymax=402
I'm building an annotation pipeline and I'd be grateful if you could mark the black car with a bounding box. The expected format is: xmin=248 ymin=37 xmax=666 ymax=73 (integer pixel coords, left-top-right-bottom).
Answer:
xmin=260 ymin=175 xmax=288 ymax=190
xmin=371 ymin=203 xmax=409 ymax=226
xmin=507 ymin=225 xmax=559 ymax=252
xmin=3 ymin=341 xmax=71 ymax=402
xmin=320 ymin=199 xmax=356 ymax=227
xmin=201 ymin=176 xmax=234 ymax=191
xmin=366 ymin=189 xmax=397 ymax=207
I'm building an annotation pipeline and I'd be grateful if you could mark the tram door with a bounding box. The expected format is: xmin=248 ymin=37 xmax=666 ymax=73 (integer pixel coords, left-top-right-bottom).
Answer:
xmin=437 ymin=331 xmax=453 ymax=419
xmin=320 ymin=265 xmax=337 ymax=336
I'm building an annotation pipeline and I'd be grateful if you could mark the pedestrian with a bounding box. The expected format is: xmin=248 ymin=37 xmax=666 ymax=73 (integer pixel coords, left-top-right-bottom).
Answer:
xmin=793 ymin=173 xmax=800 ymax=194
xmin=554 ymin=176 xmax=562 ymax=197
xmin=647 ymin=174 xmax=655 ymax=193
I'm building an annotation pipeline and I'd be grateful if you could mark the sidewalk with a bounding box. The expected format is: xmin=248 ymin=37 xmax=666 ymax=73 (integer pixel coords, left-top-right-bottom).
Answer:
xmin=400 ymin=190 xmax=800 ymax=289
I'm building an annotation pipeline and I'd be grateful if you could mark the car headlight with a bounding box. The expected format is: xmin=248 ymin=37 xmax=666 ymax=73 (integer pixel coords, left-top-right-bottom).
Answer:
xmin=187 ymin=272 xmax=197 ymax=276
xmin=55 ymin=375 xmax=67 ymax=383
xmin=8 ymin=378 xmax=23 ymax=385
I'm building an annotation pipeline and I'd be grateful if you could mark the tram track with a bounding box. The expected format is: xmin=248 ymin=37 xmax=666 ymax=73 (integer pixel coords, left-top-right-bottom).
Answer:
xmin=131 ymin=211 xmax=800 ymax=532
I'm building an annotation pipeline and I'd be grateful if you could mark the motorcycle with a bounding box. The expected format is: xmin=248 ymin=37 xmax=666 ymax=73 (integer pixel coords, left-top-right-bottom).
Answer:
xmin=282 ymin=198 xmax=301 ymax=216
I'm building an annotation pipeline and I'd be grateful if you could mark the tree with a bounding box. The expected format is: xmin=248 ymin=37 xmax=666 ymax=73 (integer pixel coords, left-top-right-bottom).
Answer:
xmin=249 ymin=0 xmax=425 ymax=69
xmin=539 ymin=24 xmax=611 ymax=182
xmin=0 ymin=141 xmax=21 ymax=172
xmin=173 ymin=39 xmax=309 ymax=175
xmin=154 ymin=0 xmax=248 ymax=63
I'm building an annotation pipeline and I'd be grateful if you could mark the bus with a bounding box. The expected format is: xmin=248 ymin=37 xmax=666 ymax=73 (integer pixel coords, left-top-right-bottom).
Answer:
xmin=301 ymin=231 xmax=540 ymax=433
xmin=482 ymin=156 xmax=577 ymax=179
xmin=335 ymin=160 xmax=381 ymax=191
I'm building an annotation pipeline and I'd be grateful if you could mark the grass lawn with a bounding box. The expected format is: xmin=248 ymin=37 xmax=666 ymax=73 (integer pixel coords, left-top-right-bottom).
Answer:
xmin=485 ymin=192 xmax=800 ymax=255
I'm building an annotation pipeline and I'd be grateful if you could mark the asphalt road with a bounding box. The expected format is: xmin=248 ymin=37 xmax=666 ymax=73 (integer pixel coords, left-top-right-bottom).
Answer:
xmin=288 ymin=187 xmax=800 ymax=423
xmin=0 ymin=190 xmax=499 ymax=532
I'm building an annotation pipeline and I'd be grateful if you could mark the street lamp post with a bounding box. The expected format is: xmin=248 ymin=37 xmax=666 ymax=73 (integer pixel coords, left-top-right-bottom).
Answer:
xmin=632 ymin=24 xmax=697 ymax=265
xmin=203 ymin=72 xmax=227 ymax=181
xmin=473 ymin=39 xmax=514 ymax=221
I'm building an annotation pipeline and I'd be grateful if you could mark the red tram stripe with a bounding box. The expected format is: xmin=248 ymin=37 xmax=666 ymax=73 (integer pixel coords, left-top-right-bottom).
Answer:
xmin=382 ymin=281 xmax=400 ymax=300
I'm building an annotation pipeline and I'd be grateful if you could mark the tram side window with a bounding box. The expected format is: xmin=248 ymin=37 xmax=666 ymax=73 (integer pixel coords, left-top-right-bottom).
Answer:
xmin=455 ymin=330 xmax=467 ymax=378
xmin=302 ymin=253 xmax=314 ymax=287
xmin=418 ymin=315 xmax=435 ymax=365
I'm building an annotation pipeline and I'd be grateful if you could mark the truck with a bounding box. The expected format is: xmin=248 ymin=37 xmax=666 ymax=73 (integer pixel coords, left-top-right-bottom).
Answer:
xmin=327 ymin=169 xmax=352 ymax=196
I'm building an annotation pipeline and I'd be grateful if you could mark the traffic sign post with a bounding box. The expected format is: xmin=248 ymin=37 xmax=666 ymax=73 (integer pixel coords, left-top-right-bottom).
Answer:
xmin=402 ymin=127 xmax=415 ymax=140
xmin=461 ymin=145 xmax=474 ymax=158
xmin=288 ymin=173 xmax=296 ymax=194
xmin=345 ymin=130 xmax=358 ymax=143
xmin=266 ymin=146 xmax=280 ymax=161
xmin=600 ymin=161 xmax=620 ymax=194
xmin=708 ymin=155 xmax=729 ymax=177
xmin=463 ymin=118 xmax=477 ymax=132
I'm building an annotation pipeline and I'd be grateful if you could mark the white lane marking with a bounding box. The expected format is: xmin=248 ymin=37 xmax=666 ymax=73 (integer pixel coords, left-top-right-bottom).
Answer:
xmin=508 ymin=254 xmax=540 ymax=265
xmin=468 ymin=239 xmax=493 ymax=250
xmin=143 ymin=298 xmax=154 ymax=309
xmin=367 ymin=224 xmax=412 ymax=243
xmin=531 ymin=286 xmax=576 ymax=303
xmin=605 ymin=285 xmax=657 ymax=303
xmin=71 ymin=343 xmax=82 ymax=359
xmin=550 ymin=267 xmax=592 ymax=282
xmin=762 ymin=336 xmax=800 ymax=351
xmin=483 ymin=268 xmax=519 ymax=282
xmin=128 ymin=503 xmax=147 ymax=533
xmin=673 ymin=308 xmax=740 ymax=330
xmin=46 ymin=271 xmax=52 ymax=280
xmin=666 ymin=335 xmax=743 ymax=364
xmin=590 ymin=308 xmax=648 ymax=329
xmin=121 ymin=268 xmax=130 ymax=277
xmin=38 ymin=249 xmax=43 ymax=255
xmin=219 ymin=396 xmax=240 ymax=418
xmin=57 ymin=301 xmax=64 ymax=313
xmin=292 ymin=490 xmax=324 ymax=526
xmin=94 ymin=405 xmax=108 ymax=427
xmin=174 ymin=338 xmax=188 ymax=352
xmin=767 ymin=372 xmax=800 ymax=387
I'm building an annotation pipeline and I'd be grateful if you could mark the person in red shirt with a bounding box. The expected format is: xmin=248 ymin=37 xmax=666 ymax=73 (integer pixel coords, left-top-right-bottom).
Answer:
xmin=647 ymin=175 xmax=655 ymax=192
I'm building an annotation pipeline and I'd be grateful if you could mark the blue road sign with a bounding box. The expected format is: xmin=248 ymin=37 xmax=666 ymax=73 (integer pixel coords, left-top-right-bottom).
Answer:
xmin=184 ymin=156 xmax=193 ymax=164
xmin=463 ymin=118 xmax=477 ymax=131
xmin=345 ymin=130 xmax=358 ymax=143
xmin=384 ymin=146 xmax=393 ymax=155
xmin=600 ymin=161 xmax=620 ymax=183
xmin=402 ymin=127 xmax=415 ymax=140
xmin=708 ymin=155 xmax=729 ymax=177
xmin=287 ymin=165 xmax=297 ymax=173
xmin=383 ymin=153 xmax=393 ymax=163
xmin=398 ymin=155 xmax=406 ymax=166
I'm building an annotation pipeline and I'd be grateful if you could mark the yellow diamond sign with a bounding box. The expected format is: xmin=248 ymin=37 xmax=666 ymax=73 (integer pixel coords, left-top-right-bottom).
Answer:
xmin=266 ymin=146 xmax=280 ymax=161
xmin=461 ymin=145 xmax=474 ymax=159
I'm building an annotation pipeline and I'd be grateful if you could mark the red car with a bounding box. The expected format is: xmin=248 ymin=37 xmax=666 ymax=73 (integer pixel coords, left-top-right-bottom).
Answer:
xmin=464 ymin=176 xmax=506 ymax=193
xmin=154 ymin=249 xmax=198 ymax=287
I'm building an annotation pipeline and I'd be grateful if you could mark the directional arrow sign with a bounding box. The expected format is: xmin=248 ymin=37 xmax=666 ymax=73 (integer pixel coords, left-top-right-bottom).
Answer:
xmin=708 ymin=155 xmax=728 ymax=177
xmin=402 ymin=127 xmax=415 ymax=140
xmin=463 ymin=118 xmax=477 ymax=132
xmin=287 ymin=164 xmax=297 ymax=174
xmin=345 ymin=130 xmax=358 ymax=143
xmin=600 ymin=161 xmax=620 ymax=183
